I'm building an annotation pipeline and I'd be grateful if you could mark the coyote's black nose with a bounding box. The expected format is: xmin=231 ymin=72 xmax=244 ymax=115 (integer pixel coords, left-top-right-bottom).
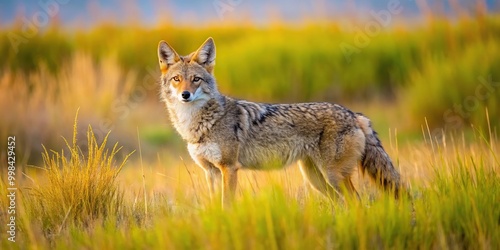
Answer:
xmin=181 ymin=91 xmax=191 ymax=100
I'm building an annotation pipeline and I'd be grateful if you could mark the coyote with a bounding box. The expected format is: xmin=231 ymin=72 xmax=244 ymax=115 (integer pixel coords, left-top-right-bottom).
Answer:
xmin=158 ymin=37 xmax=404 ymax=206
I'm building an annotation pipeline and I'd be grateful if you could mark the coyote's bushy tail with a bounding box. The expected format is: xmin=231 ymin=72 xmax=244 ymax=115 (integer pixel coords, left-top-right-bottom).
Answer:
xmin=356 ymin=114 xmax=404 ymax=198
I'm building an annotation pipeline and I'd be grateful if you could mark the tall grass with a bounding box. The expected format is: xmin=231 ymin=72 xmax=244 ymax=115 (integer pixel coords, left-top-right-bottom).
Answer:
xmin=25 ymin=114 xmax=131 ymax=239
xmin=2 ymin=125 xmax=497 ymax=249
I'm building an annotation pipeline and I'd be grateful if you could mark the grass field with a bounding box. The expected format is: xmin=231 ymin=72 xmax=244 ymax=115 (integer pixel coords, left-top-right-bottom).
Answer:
xmin=1 ymin=119 xmax=499 ymax=249
xmin=1 ymin=9 xmax=500 ymax=250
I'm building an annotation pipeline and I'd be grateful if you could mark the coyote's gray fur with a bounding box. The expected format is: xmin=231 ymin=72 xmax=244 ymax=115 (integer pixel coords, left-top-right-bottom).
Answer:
xmin=158 ymin=37 xmax=404 ymax=206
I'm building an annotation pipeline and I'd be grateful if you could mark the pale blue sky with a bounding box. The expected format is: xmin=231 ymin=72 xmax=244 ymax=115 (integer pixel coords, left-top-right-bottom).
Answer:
xmin=0 ymin=0 xmax=498 ymax=27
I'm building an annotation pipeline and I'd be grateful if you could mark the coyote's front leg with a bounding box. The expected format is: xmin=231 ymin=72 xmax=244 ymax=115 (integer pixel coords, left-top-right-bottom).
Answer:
xmin=204 ymin=164 xmax=221 ymax=203
xmin=212 ymin=144 xmax=242 ymax=208
xmin=218 ymin=164 xmax=239 ymax=208
xmin=193 ymin=158 xmax=221 ymax=204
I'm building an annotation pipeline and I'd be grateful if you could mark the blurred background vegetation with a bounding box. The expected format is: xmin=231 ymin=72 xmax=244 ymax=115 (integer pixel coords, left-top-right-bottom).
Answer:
xmin=0 ymin=1 xmax=499 ymax=165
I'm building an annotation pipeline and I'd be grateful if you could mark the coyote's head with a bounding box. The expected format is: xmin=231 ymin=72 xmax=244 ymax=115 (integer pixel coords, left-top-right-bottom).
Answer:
xmin=158 ymin=37 xmax=218 ymax=104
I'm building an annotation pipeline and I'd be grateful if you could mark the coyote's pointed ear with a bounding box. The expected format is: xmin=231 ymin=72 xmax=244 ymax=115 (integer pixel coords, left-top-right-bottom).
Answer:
xmin=158 ymin=40 xmax=180 ymax=74
xmin=192 ymin=37 xmax=216 ymax=74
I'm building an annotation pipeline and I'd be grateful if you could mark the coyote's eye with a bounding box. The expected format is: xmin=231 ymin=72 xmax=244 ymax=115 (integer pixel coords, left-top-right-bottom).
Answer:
xmin=172 ymin=76 xmax=180 ymax=82
xmin=193 ymin=77 xmax=202 ymax=83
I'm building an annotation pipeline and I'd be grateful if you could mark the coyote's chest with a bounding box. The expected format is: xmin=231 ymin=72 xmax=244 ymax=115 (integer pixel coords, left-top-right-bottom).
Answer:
xmin=167 ymin=99 xmax=221 ymax=143
xmin=168 ymin=101 xmax=204 ymax=142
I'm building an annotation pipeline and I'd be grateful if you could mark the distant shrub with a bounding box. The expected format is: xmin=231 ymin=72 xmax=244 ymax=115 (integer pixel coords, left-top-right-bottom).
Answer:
xmin=401 ymin=40 xmax=500 ymax=134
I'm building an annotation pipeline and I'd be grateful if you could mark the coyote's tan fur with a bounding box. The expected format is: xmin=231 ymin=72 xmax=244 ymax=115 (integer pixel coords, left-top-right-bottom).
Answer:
xmin=158 ymin=37 xmax=404 ymax=206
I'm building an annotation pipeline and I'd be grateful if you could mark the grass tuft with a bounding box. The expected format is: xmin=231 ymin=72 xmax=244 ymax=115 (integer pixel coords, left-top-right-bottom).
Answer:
xmin=25 ymin=112 xmax=132 ymax=238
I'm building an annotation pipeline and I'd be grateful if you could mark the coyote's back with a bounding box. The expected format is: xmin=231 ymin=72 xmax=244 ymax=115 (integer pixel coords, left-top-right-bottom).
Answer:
xmin=157 ymin=37 xmax=405 ymax=206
